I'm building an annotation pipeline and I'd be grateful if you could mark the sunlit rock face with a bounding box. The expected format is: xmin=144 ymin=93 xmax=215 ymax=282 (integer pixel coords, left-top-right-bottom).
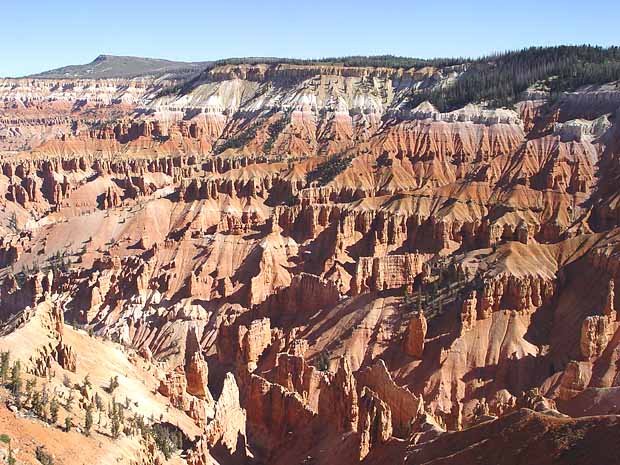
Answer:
xmin=1 ymin=53 xmax=620 ymax=465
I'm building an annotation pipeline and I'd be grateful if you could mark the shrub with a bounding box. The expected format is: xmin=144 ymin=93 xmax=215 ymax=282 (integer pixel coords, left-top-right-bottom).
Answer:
xmin=35 ymin=445 xmax=54 ymax=465
xmin=151 ymin=423 xmax=183 ymax=460
xmin=316 ymin=352 xmax=330 ymax=372
xmin=107 ymin=375 xmax=119 ymax=393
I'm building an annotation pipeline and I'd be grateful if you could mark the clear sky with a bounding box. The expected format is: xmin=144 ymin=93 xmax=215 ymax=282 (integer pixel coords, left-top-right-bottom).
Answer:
xmin=2 ymin=0 xmax=619 ymax=77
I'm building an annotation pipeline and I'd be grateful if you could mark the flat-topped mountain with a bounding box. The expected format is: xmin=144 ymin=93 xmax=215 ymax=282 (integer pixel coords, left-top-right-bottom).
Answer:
xmin=27 ymin=54 xmax=212 ymax=79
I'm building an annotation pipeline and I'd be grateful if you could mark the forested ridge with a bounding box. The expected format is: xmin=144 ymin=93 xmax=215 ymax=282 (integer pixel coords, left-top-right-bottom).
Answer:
xmin=215 ymin=46 xmax=620 ymax=111
xmin=408 ymin=45 xmax=620 ymax=111
xmin=159 ymin=46 xmax=620 ymax=111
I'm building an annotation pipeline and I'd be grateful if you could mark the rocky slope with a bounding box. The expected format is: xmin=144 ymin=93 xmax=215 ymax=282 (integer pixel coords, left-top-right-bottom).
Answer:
xmin=1 ymin=52 xmax=620 ymax=464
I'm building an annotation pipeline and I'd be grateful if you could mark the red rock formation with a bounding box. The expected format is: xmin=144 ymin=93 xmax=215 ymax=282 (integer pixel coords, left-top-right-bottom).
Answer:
xmin=188 ymin=373 xmax=249 ymax=464
xmin=403 ymin=312 xmax=427 ymax=358
xmin=580 ymin=315 xmax=614 ymax=359
xmin=1 ymin=58 xmax=620 ymax=465
xmin=358 ymin=387 xmax=392 ymax=460
xmin=356 ymin=360 xmax=423 ymax=437
xmin=353 ymin=253 xmax=428 ymax=295
xmin=460 ymin=291 xmax=478 ymax=333
xmin=318 ymin=357 xmax=358 ymax=432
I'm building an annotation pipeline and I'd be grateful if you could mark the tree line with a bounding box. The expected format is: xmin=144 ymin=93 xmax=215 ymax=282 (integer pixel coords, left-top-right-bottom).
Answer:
xmin=408 ymin=45 xmax=620 ymax=111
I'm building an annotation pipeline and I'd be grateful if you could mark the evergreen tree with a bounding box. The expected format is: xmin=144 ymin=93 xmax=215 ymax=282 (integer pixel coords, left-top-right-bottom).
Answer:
xmin=9 ymin=361 xmax=22 ymax=398
xmin=94 ymin=392 xmax=104 ymax=411
xmin=408 ymin=45 xmax=620 ymax=111
xmin=111 ymin=412 xmax=121 ymax=438
xmin=31 ymin=390 xmax=44 ymax=418
xmin=107 ymin=375 xmax=119 ymax=393
xmin=0 ymin=351 xmax=10 ymax=384
xmin=316 ymin=351 xmax=330 ymax=371
xmin=65 ymin=390 xmax=74 ymax=411
xmin=25 ymin=378 xmax=36 ymax=405
xmin=85 ymin=404 xmax=94 ymax=436
xmin=35 ymin=446 xmax=54 ymax=465
xmin=49 ymin=397 xmax=60 ymax=424
xmin=8 ymin=213 xmax=18 ymax=233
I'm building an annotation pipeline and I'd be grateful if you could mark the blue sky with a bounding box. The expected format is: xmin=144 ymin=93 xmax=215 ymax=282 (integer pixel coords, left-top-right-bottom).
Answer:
xmin=2 ymin=0 xmax=618 ymax=77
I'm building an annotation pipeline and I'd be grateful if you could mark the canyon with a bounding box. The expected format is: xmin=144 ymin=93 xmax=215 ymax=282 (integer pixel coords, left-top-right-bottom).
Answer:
xmin=1 ymin=52 xmax=620 ymax=464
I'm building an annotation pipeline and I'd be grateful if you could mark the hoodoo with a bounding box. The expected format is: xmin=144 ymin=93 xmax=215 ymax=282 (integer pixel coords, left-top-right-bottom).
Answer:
xmin=1 ymin=39 xmax=620 ymax=465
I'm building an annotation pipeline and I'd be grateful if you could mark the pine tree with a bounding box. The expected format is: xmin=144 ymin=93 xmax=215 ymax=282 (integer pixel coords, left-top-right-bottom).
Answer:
xmin=25 ymin=378 xmax=36 ymax=405
xmin=94 ymin=392 xmax=104 ymax=411
xmin=65 ymin=390 xmax=74 ymax=411
xmin=0 ymin=351 xmax=10 ymax=384
xmin=8 ymin=213 xmax=18 ymax=233
xmin=65 ymin=416 xmax=72 ymax=432
xmin=7 ymin=440 xmax=15 ymax=465
xmin=316 ymin=351 xmax=330 ymax=371
xmin=111 ymin=412 xmax=121 ymax=439
xmin=49 ymin=398 xmax=59 ymax=424
xmin=31 ymin=390 xmax=43 ymax=417
xmin=9 ymin=361 xmax=22 ymax=398
xmin=85 ymin=404 xmax=94 ymax=436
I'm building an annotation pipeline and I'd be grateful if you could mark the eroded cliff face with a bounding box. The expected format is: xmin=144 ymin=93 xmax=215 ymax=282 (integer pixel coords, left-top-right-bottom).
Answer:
xmin=1 ymin=61 xmax=620 ymax=465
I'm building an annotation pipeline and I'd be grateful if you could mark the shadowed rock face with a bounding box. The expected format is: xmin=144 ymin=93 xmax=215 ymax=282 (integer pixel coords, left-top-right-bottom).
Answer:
xmin=1 ymin=57 xmax=620 ymax=465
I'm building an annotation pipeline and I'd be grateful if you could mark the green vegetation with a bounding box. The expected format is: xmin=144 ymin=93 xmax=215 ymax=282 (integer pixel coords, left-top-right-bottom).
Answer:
xmin=409 ymin=45 xmax=620 ymax=111
xmin=210 ymin=55 xmax=464 ymax=69
xmin=49 ymin=397 xmax=60 ymax=424
xmin=48 ymin=250 xmax=70 ymax=274
xmin=107 ymin=375 xmax=120 ymax=394
xmin=307 ymin=155 xmax=353 ymax=186
xmin=8 ymin=213 xmax=19 ymax=233
xmin=9 ymin=361 xmax=22 ymax=398
xmin=155 ymin=82 xmax=185 ymax=98
xmin=110 ymin=400 xmax=124 ymax=438
xmin=84 ymin=404 xmax=94 ymax=436
xmin=155 ymin=46 xmax=620 ymax=115
xmin=0 ymin=434 xmax=15 ymax=465
xmin=401 ymin=257 xmax=483 ymax=320
xmin=262 ymin=116 xmax=288 ymax=154
xmin=151 ymin=424 xmax=183 ymax=460
xmin=0 ymin=352 xmax=10 ymax=384
xmin=30 ymin=54 xmax=208 ymax=80
xmin=315 ymin=351 xmax=330 ymax=372
xmin=0 ymin=353 xmax=173 ymax=449
xmin=35 ymin=445 xmax=54 ymax=465
xmin=214 ymin=125 xmax=258 ymax=154
xmin=94 ymin=392 xmax=104 ymax=411
xmin=150 ymin=46 xmax=620 ymax=115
